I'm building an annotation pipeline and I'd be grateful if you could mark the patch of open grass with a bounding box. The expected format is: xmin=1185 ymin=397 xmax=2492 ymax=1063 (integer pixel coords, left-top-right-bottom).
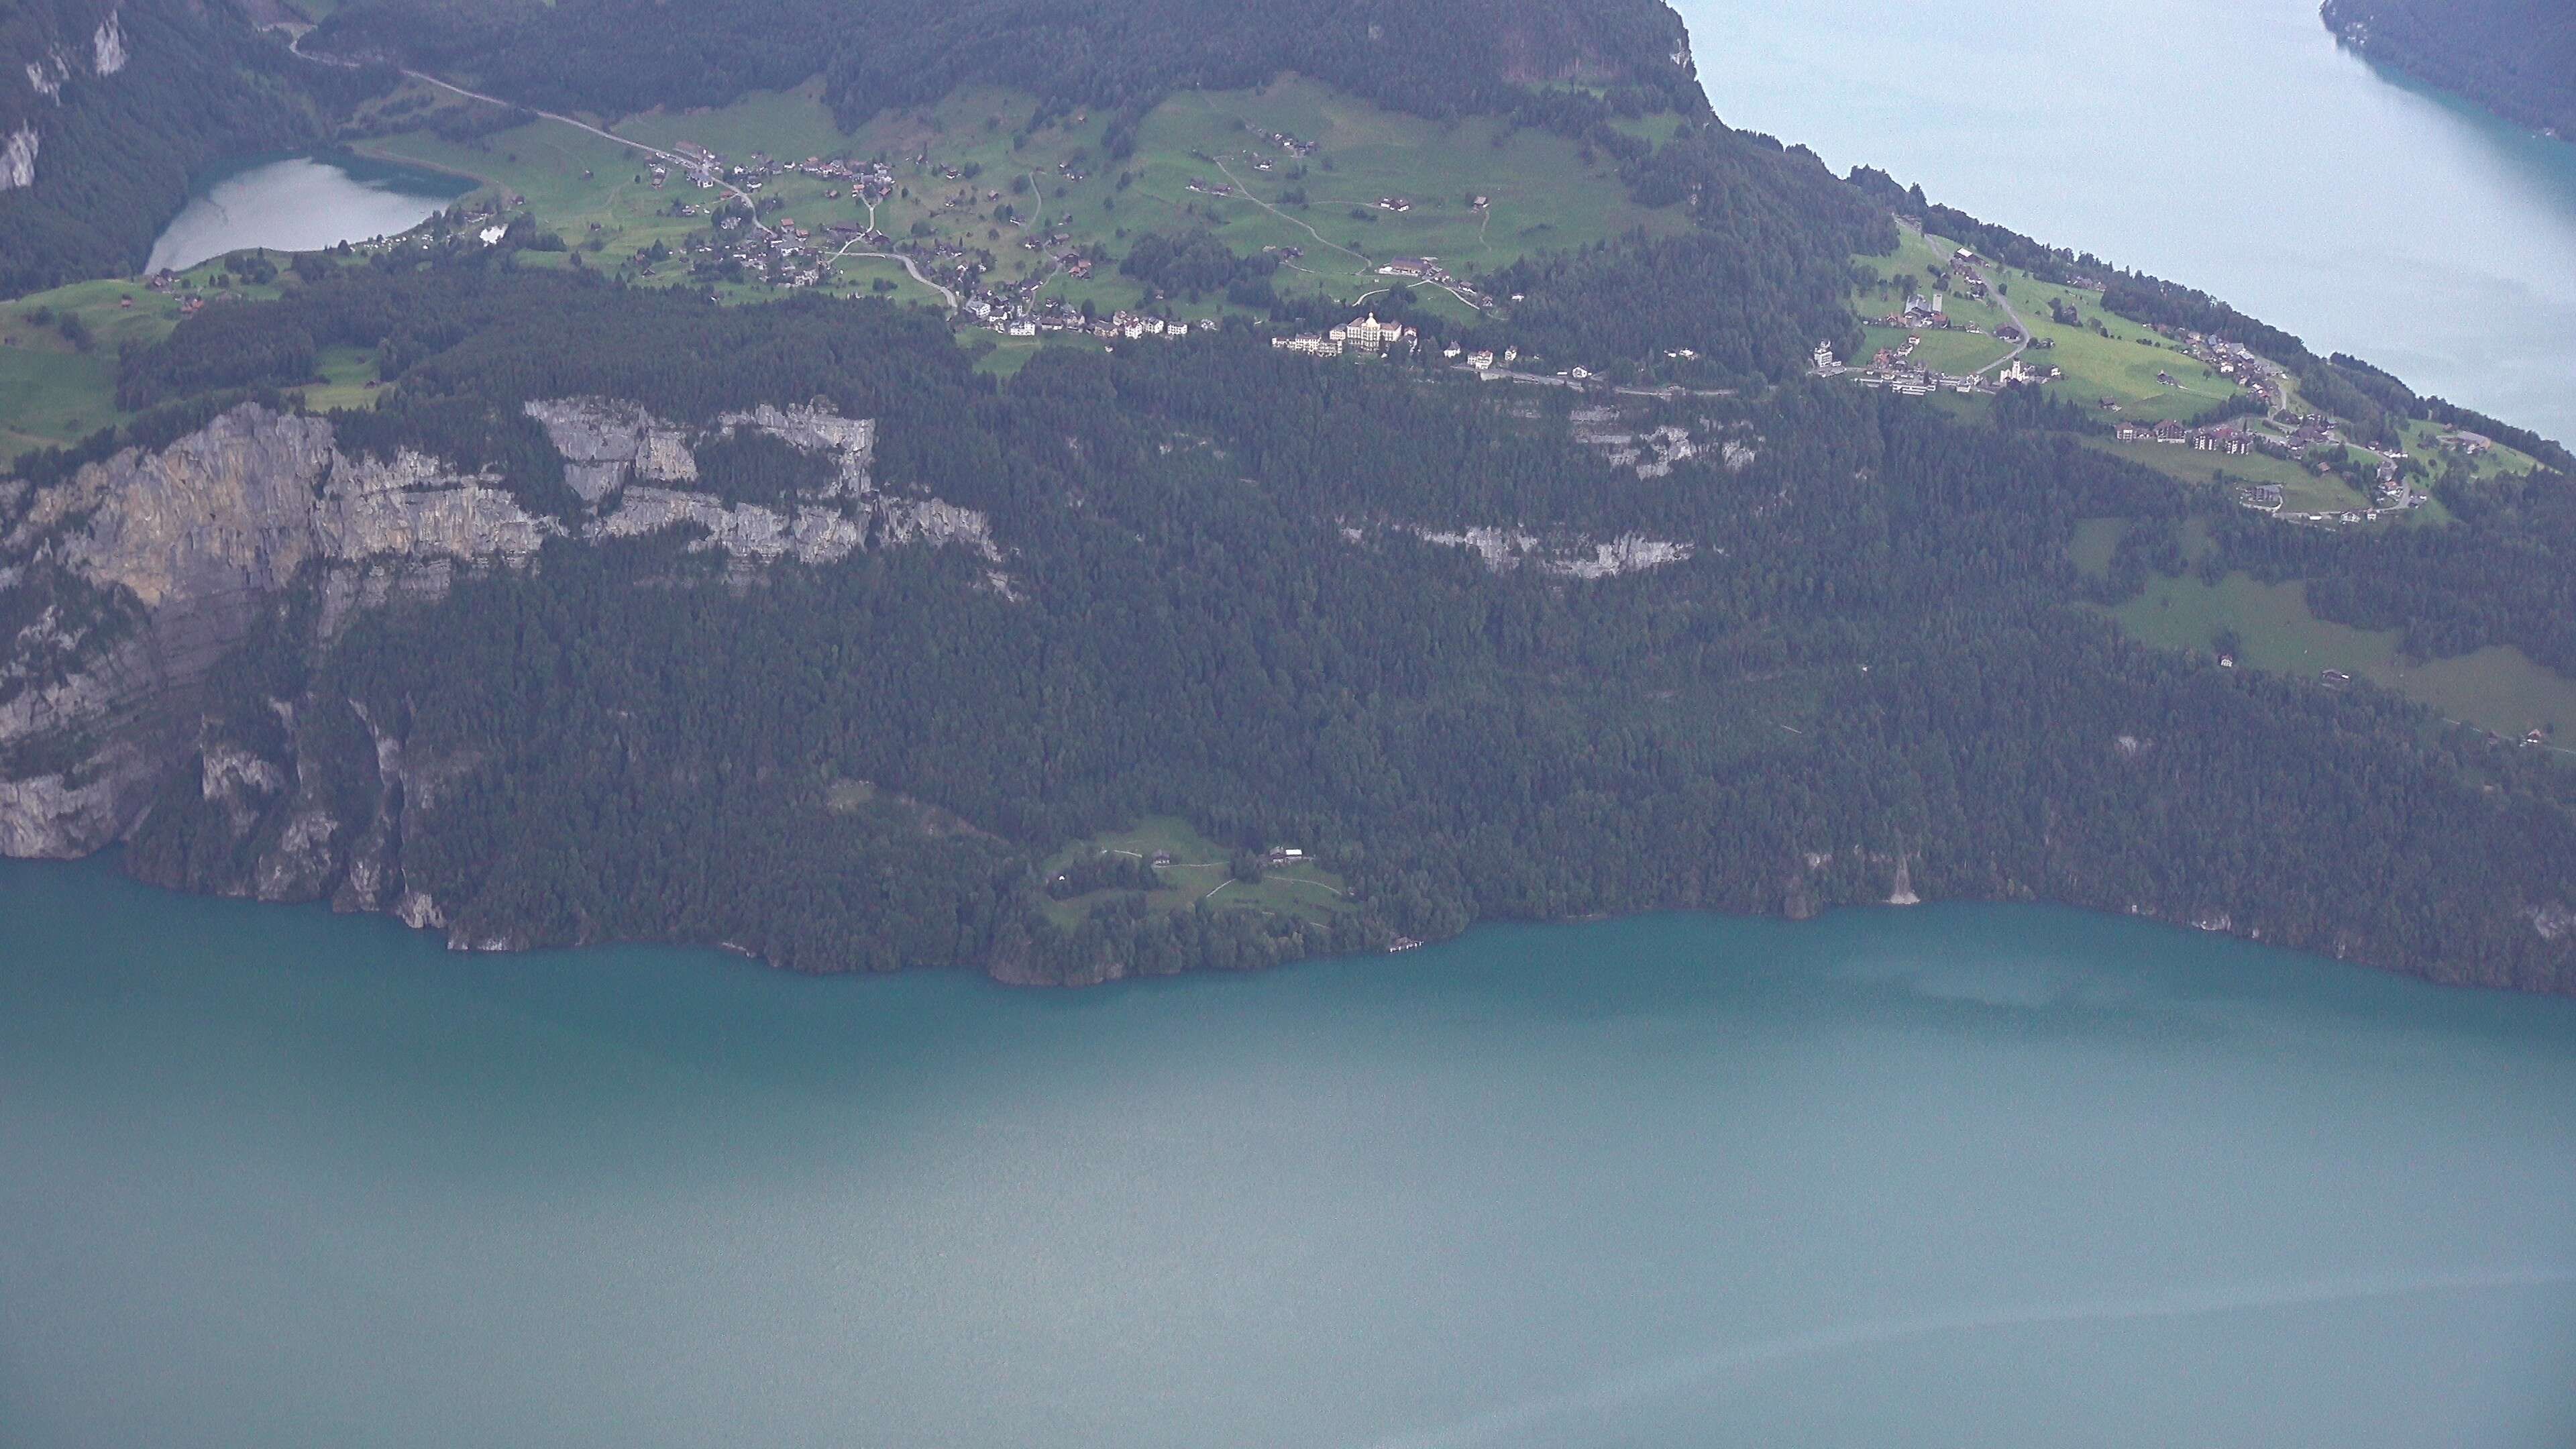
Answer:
xmin=2068 ymin=517 xmax=2125 ymax=580
xmin=1858 ymin=323 xmax=2010 ymax=376
xmin=2108 ymin=572 xmax=2576 ymax=737
xmin=2091 ymin=437 xmax=2377 ymax=517
xmin=1856 ymin=224 xmax=2255 ymax=424
xmin=1040 ymin=815 xmax=1354 ymax=930
xmin=296 ymin=344 xmax=385 ymax=413
xmin=0 ymin=260 xmax=297 ymax=462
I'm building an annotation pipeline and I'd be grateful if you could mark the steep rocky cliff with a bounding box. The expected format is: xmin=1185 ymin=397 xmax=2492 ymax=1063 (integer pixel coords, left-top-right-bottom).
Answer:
xmin=1 ymin=405 xmax=551 ymax=858
xmin=1 ymin=0 xmax=123 ymax=193
xmin=0 ymin=400 xmax=1002 ymax=924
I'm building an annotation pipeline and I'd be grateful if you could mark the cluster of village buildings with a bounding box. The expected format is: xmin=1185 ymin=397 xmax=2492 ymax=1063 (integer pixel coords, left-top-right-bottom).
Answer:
xmin=141 ymin=270 xmax=211 ymax=317
xmin=1374 ymin=255 xmax=1493 ymax=309
xmin=656 ymin=144 xmax=899 ymax=206
xmin=2114 ymin=418 xmax=2259 ymax=453
xmin=1272 ymin=313 xmax=1417 ymax=357
xmin=2157 ymin=328 xmax=2285 ymax=408
xmin=2211 ymin=411 xmax=2432 ymax=523
xmin=1248 ymin=125 xmax=1319 ymax=158
xmin=1813 ymin=337 xmax=2047 ymax=398
xmin=965 ymin=290 xmax=1221 ymax=341
xmin=682 ymin=211 xmax=838 ymax=288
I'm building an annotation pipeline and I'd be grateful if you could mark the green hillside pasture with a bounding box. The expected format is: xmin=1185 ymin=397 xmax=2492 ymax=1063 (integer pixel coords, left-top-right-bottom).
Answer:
xmin=0 ymin=289 xmax=129 ymax=458
xmin=1042 ymin=816 xmax=1354 ymax=930
xmin=355 ymin=115 xmax=706 ymax=263
xmin=971 ymin=331 xmax=1106 ymax=378
xmin=297 ymin=345 xmax=386 ymax=413
xmin=614 ymin=80 xmax=853 ymax=168
xmin=1 ymin=261 xmax=292 ymax=462
xmin=1989 ymin=272 xmax=2246 ymax=423
xmin=2110 ymin=572 xmax=2576 ymax=737
xmin=2395 ymin=415 xmax=2544 ymax=482
xmin=1124 ymin=77 xmax=1691 ymax=299
xmin=353 ymin=75 xmax=1690 ymax=321
xmin=2095 ymin=438 xmax=2375 ymax=516
xmin=829 ymin=254 xmax=951 ymax=307
xmin=2068 ymin=517 xmax=2126 ymax=580
xmin=1858 ymin=323 xmax=2010 ymax=376
xmin=1852 ymin=229 xmax=2252 ymax=423
xmin=1854 ymin=221 xmax=1953 ymax=294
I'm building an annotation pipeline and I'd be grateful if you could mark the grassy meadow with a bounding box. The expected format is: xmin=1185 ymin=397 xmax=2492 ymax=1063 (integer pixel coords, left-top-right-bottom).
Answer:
xmin=0 ymin=257 xmax=301 ymax=462
xmin=2110 ymin=571 xmax=2576 ymax=739
xmin=347 ymin=74 xmax=1689 ymax=317
xmin=1040 ymin=816 xmax=1355 ymax=932
xmin=1854 ymin=222 xmax=2255 ymax=423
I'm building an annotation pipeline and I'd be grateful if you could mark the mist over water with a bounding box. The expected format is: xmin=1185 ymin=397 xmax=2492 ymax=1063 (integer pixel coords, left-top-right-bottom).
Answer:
xmin=5 ymin=857 xmax=2573 ymax=1448
xmin=1671 ymin=0 xmax=2576 ymax=441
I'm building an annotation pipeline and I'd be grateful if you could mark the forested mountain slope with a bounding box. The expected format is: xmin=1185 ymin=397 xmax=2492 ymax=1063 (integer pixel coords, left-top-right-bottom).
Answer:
xmin=0 ymin=0 xmax=384 ymax=294
xmin=2322 ymin=0 xmax=2576 ymax=140
xmin=7 ymin=264 xmax=2575 ymax=991
xmin=309 ymin=0 xmax=1703 ymax=132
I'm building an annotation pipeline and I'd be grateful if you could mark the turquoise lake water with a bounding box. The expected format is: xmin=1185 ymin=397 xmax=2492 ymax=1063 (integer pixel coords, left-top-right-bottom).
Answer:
xmin=5 ymin=856 xmax=2573 ymax=1447
xmin=1673 ymin=0 xmax=2576 ymax=442
xmin=146 ymin=154 xmax=471 ymax=274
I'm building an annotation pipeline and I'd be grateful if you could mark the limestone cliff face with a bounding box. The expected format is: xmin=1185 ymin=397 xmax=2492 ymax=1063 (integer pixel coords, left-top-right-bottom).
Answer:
xmin=2 ymin=397 xmax=1007 ymax=943
xmin=525 ymin=396 xmax=999 ymax=568
xmin=1 ymin=405 xmax=554 ymax=859
xmin=1398 ymin=523 xmax=1694 ymax=578
xmin=0 ymin=0 xmax=127 ymax=191
xmin=522 ymin=396 xmax=700 ymax=503
xmin=14 ymin=406 xmax=555 ymax=612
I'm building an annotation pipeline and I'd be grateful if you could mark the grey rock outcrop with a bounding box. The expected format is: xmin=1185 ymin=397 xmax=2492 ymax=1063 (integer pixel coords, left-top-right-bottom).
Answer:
xmin=4 ymin=394 xmax=1006 ymax=924
xmin=0 ymin=121 xmax=36 ymax=189
xmin=90 ymin=10 xmax=123 ymax=75
xmin=11 ymin=405 xmax=554 ymax=612
xmin=1401 ymin=524 xmax=1693 ymax=578
xmin=521 ymin=397 xmax=700 ymax=502
xmin=527 ymin=395 xmax=998 ymax=568
xmin=1 ymin=404 xmax=556 ymax=859
xmin=715 ymin=402 xmax=875 ymax=496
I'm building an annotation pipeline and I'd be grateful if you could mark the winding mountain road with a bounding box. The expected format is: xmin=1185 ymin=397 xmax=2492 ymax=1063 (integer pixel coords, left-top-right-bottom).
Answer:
xmin=822 ymin=238 xmax=959 ymax=310
xmin=282 ymin=25 xmax=790 ymax=251
xmin=1968 ymin=266 xmax=2031 ymax=378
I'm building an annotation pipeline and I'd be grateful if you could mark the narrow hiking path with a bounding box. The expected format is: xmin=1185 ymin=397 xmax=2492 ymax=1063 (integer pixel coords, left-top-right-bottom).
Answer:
xmin=1208 ymin=154 xmax=1373 ymax=276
